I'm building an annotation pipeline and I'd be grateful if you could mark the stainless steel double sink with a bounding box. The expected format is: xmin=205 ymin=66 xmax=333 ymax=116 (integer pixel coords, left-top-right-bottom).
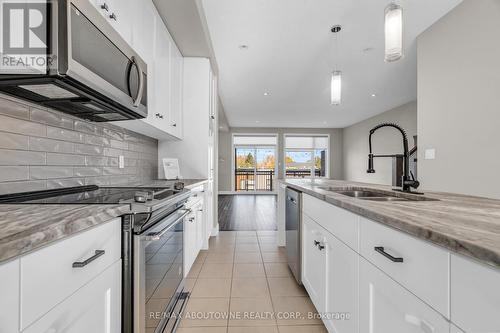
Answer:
xmin=316 ymin=187 xmax=436 ymax=202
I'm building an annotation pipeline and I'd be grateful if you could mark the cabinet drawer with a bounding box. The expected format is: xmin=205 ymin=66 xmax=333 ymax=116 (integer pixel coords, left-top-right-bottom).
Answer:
xmin=359 ymin=257 xmax=449 ymax=333
xmin=20 ymin=218 xmax=121 ymax=329
xmin=23 ymin=260 xmax=121 ymax=333
xmin=451 ymin=254 xmax=500 ymax=332
xmin=359 ymin=217 xmax=449 ymax=317
xmin=0 ymin=259 xmax=19 ymax=333
xmin=303 ymin=194 xmax=359 ymax=250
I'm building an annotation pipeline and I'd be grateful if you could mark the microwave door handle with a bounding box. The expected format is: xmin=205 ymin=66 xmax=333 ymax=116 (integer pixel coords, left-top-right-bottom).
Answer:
xmin=142 ymin=209 xmax=191 ymax=241
xmin=131 ymin=56 xmax=144 ymax=107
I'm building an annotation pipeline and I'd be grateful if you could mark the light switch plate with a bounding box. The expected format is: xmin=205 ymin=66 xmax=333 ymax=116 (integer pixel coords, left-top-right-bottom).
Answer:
xmin=119 ymin=155 xmax=125 ymax=168
xmin=424 ymin=149 xmax=436 ymax=160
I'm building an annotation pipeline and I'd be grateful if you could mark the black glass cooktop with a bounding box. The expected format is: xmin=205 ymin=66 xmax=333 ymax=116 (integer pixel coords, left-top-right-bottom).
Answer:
xmin=0 ymin=185 xmax=177 ymax=204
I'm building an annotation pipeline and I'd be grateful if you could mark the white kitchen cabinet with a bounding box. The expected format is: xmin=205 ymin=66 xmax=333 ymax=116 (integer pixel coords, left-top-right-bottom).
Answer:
xmin=159 ymin=58 xmax=218 ymax=234
xmin=302 ymin=194 xmax=359 ymax=251
xmin=195 ymin=201 xmax=205 ymax=251
xmin=92 ymin=0 xmax=132 ymax=44
xmin=301 ymin=214 xmax=327 ymax=312
xmin=0 ymin=259 xmax=19 ymax=333
xmin=23 ymin=260 xmax=121 ymax=333
xmin=450 ymin=254 xmax=500 ymax=332
xmin=184 ymin=208 xmax=198 ymax=275
xmin=450 ymin=324 xmax=465 ymax=333
xmin=359 ymin=257 xmax=449 ymax=333
xmin=324 ymin=230 xmax=358 ymax=333
xmin=20 ymin=219 xmax=121 ymax=330
xmin=117 ymin=1 xmax=184 ymax=140
xmin=152 ymin=16 xmax=172 ymax=131
xmin=169 ymin=33 xmax=184 ymax=139
xmin=359 ymin=216 xmax=449 ymax=317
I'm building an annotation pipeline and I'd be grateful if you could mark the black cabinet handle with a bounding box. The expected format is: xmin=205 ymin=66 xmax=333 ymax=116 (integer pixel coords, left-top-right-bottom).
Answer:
xmin=73 ymin=250 xmax=105 ymax=268
xmin=374 ymin=246 xmax=403 ymax=263
xmin=313 ymin=240 xmax=325 ymax=251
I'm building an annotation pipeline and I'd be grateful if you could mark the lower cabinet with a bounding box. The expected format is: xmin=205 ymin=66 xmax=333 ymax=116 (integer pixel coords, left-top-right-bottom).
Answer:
xmin=324 ymin=230 xmax=358 ymax=333
xmin=450 ymin=254 xmax=500 ymax=332
xmin=302 ymin=214 xmax=358 ymax=333
xmin=302 ymin=214 xmax=327 ymax=311
xmin=0 ymin=259 xmax=19 ymax=333
xmin=184 ymin=199 xmax=205 ymax=275
xmin=450 ymin=324 xmax=465 ymax=333
xmin=23 ymin=260 xmax=122 ymax=333
xmin=359 ymin=257 xmax=449 ymax=333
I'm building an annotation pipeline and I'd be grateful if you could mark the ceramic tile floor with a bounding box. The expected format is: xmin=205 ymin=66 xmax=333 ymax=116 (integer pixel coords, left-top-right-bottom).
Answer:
xmin=177 ymin=230 xmax=327 ymax=333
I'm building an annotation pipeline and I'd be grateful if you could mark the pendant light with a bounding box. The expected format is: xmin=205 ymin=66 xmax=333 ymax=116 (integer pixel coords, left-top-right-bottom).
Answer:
xmin=384 ymin=2 xmax=404 ymax=62
xmin=330 ymin=25 xmax=342 ymax=106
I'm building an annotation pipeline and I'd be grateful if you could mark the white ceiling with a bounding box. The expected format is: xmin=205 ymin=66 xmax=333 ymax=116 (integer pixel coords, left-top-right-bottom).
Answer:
xmin=200 ymin=0 xmax=462 ymax=128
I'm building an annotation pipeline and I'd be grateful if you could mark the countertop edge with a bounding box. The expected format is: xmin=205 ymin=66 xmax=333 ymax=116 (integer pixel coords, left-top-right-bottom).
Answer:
xmin=283 ymin=181 xmax=500 ymax=269
xmin=0 ymin=204 xmax=130 ymax=264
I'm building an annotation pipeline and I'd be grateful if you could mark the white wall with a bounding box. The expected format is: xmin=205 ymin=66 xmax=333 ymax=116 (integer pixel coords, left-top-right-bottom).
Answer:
xmin=342 ymin=101 xmax=417 ymax=185
xmin=218 ymin=127 xmax=343 ymax=192
xmin=417 ymin=0 xmax=500 ymax=199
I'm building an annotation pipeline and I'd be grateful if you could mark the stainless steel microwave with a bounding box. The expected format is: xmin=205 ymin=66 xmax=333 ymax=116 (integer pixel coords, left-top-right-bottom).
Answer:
xmin=0 ymin=0 xmax=147 ymax=122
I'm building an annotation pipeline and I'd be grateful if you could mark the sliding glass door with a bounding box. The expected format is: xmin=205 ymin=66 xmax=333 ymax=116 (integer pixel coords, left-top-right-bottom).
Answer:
xmin=235 ymin=146 xmax=276 ymax=191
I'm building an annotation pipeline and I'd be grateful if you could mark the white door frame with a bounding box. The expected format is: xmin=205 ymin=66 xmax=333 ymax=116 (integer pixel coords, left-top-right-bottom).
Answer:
xmin=230 ymin=133 xmax=279 ymax=194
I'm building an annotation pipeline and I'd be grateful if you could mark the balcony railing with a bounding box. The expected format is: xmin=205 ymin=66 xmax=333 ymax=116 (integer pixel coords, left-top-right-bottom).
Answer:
xmin=286 ymin=169 xmax=321 ymax=178
xmin=235 ymin=169 xmax=324 ymax=191
xmin=236 ymin=169 xmax=274 ymax=191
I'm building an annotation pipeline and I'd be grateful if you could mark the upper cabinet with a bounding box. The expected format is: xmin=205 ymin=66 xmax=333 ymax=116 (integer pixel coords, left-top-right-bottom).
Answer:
xmin=113 ymin=0 xmax=184 ymax=140
xmin=91 ymin=0 xmax=133 ymax=44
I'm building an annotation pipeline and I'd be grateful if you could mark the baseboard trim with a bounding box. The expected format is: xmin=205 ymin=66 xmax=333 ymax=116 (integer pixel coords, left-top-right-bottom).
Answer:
xmin=211 ymin=224 xmax=220 ymax=236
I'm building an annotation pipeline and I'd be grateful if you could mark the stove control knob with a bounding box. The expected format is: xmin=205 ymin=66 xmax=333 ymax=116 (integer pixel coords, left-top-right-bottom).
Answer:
xmin=134 ymin=192 xmax=148 ymax=203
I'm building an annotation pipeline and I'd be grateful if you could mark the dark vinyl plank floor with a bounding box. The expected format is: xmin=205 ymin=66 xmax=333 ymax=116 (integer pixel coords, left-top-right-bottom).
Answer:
xmin=218 ymin=194 xmax=277 ymax=231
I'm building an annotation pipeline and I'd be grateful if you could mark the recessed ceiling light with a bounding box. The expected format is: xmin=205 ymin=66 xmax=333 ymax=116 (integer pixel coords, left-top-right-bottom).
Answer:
xmin=238 ymin=44 xmax=249 ymax=50
xmin=371 ymin=93 xmax=377 ymax=97
xmin=263 ymin=92 xmax=270 ymax=96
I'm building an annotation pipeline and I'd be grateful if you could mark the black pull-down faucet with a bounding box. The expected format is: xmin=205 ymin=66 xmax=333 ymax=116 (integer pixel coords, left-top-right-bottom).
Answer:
xmin=367 ymin=123 xmax=420 ymax=193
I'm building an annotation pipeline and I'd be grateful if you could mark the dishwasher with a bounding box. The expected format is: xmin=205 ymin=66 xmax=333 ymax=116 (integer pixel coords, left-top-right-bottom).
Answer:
xmin=285 ymin=187 xmax=302 ymax=284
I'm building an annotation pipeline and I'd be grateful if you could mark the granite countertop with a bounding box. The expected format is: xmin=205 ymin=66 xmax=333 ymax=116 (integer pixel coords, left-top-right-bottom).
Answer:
xmin=0 ymin=204 xmax=130 ymax=264
xmin=0 ymin=179 xmax=208 ymax=264
xmin=282 ymin=179 xmax=500 ymax=269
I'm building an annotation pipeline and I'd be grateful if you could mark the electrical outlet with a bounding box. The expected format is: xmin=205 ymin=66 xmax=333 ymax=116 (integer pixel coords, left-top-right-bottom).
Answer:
xmin=119 ymin=155 xmax=125 ymax=168
xmin=424 ymin=149 xmax=436 ymax=160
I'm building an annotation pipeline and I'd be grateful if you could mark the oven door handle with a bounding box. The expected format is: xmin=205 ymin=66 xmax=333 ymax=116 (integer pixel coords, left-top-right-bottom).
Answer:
xmin=142 ymin=209 xmax=191 ymax=241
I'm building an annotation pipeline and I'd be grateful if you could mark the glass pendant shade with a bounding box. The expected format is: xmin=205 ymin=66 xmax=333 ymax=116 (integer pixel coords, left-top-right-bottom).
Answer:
xmin=330 ymin=71 xmax=342 ymax=105
xmin=384 ymin=3 xmax=403 ymax=62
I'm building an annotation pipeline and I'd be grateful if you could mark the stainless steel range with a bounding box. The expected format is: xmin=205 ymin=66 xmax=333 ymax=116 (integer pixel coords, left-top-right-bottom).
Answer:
xmin=0 ymin=184 xmax=192 ymax=333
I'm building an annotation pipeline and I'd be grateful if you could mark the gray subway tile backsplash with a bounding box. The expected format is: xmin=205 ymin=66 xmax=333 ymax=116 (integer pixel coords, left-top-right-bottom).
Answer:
xmin=30 ymin=108 xmax=74 ymax=129
xmin=0 ymin=114 xmax=46 ymax=137
xmin=46 ymin=178 xmax=85 ymax=189
xmin=30 ymin=166 xmax=74 ymax=179
xmin=46 ymin=153 xmax=85 ymax=166
xmin=0 ymin=150 xmax=45 ymax=166
xmin=0 ymin=166 xmax=30 ymax=182
xmin=0 ymin=94 xmax=158 ymax=194
xmin=74 ymin=167 xmax=103 ymax=177
xmin=0 ymin=98 xmax=30 ymax=120
xmin=47 ymin=126 xmax=85 ymax=143
xmin=29 ymin=137 xmax=75 ymax=153
xmin=0 ymin=132 xmax=29 ymax=150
